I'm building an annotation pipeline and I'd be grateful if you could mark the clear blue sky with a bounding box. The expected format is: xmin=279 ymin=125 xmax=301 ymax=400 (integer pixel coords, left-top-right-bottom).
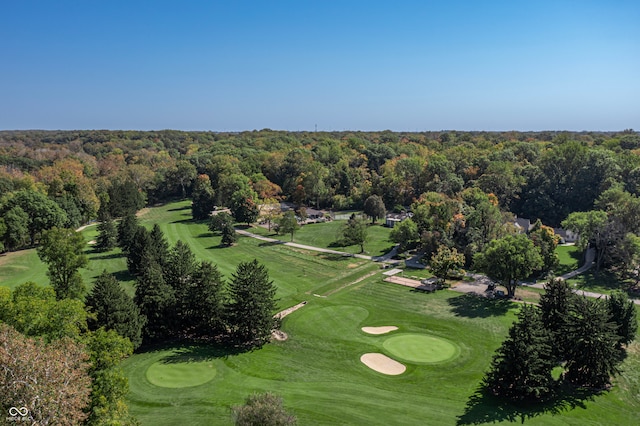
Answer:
xmin=1 ymin=1 xmax=638 ymax=131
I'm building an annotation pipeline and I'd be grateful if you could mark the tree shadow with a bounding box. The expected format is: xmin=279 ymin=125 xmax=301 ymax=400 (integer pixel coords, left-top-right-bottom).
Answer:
xmin=110 ymin=269 xmax=135 ymax=282
xmin=457 ymin=384 xmax=603 ymax=425
xmin=89 ymin=252 xmax=125 ymax=260
xmin=167 ymin=205 xmax=191 ymax=212
xmin=197 ymin=232 xmax=214 ymax=238
xmin=171 ymin=218 xmax=193 ymax=224
xmin=447 ymin=294 xmax=513 ymax=318
xmin=137 ymin=342 xmax=249 ymax=362
xmin=258 ymin=240 xmax=286 ymax=247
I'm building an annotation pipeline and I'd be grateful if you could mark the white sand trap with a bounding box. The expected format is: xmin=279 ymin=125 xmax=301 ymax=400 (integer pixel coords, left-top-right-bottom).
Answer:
xmin=362 ymin=326 xmax=398 ymax=335
xmin=87 ymin=240 xmax=96 ymax=245
xmin=360 ymin=353 xmax=406 ymax=375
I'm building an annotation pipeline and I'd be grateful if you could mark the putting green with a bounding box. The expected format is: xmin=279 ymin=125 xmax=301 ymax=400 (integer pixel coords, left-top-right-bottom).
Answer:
xmin=146 ymin=360 xmax=217 ymax=388
xmin=382 ymin=334 xmax=459 ymax=364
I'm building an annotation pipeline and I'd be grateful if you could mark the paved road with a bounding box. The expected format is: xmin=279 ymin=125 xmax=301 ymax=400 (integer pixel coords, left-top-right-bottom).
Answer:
xmin=235 ymin=229 xmax=373 ymax=260
xmin=237 ymin=229 xmax=640 ymax=305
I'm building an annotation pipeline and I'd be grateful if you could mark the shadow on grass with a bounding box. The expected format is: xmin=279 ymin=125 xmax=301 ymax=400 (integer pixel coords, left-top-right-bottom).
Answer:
xmin=167 ymin=205 xmax=191 ymax=212
xmin=457 ymin=385 xmax=603 ymax=425
xmin=197 ymin=232 xmax=214 ymax=238
xmin=258 ymin=240 xmax=286 ymax=247
xmin=138 ymin=342 xmax=249 ymax=362
xmin=92 ymin=268 xmax=134 ymax=282
xmin=89 ymin=252 xmax=125 ymax=260
xmin=447 ymin=294 xmax=513 ymax=318
xmin=171 ymin=218 xmax=193 ymax=224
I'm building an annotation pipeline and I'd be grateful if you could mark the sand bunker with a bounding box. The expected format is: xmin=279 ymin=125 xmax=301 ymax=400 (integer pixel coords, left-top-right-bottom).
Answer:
xmin=360 ymin=353 xmax=406 ymax=375
xmin=362 ymin=326 xmax=398 ymax=335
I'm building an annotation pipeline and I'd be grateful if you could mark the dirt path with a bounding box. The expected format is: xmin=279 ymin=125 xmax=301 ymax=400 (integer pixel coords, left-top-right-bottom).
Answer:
xmin=274 ymin=301 xmax=308 ymax=320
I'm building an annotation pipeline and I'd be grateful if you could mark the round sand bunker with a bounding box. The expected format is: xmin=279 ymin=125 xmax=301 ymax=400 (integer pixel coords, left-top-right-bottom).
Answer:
xmin=360 ymin=353 xmax=406 ymax=375
xmin=362 ymin=326 xmax=398 ymax=335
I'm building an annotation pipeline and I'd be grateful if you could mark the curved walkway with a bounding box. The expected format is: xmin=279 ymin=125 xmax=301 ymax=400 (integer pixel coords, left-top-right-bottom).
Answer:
xmin=236 ymin=228 xmax=377 ymax=260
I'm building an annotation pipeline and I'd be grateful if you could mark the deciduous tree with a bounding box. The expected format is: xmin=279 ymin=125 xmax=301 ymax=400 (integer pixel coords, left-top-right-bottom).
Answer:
xmin=37 ymin=227 xmax=88 ymax=300
xmin=363 ymin=195 xmax=386 ymax=224
xmin=275 ymin=211 xmax=299 ymax=242
xmin=0 ymin=323 xmax=92 ymax=426
xmin=429 ymin=245 xmax=465 ymax=285
xmin=340 ymin=213 xmax=368 ymax=253
xmin=232 ymin=392 xmax=297 ymax=426
xmin=473 ymin=234 xmax=542 ymax=298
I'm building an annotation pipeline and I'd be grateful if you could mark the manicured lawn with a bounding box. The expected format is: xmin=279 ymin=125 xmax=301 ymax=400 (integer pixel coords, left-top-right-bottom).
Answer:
xmin=3 ymin=200 xmax=639 ymax=425
xmin=251 ymin=219 xmax=394 ymax=257
xmin=555 ymin=244 xmax=582 ymax=276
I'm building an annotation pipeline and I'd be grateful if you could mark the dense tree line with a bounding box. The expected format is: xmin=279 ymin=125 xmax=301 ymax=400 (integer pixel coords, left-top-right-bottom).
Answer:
xmin=1 ymin=129 xmax=640 ymax=281
xmin=117 ymin=221 xmax=278 ymax=346
xmin=483 ymin=279 xmax=637 ymax=401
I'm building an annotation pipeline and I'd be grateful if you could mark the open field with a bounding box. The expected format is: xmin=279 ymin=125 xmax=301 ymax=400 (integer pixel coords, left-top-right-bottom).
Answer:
xmin=1 ymin=200 xmax=639 ymax=424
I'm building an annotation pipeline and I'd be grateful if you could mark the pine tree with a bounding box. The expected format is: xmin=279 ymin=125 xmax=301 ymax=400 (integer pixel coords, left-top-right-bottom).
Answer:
xmin=85 ymin=270 xmax=145 ymax=349
xmin=95 ymin=213 xmax=117 ymax=252
xmin=226 ymin=259 xmax=277 ymax=346
xmin=606 ymin=291 xmax=638 ymax=348
xmin=564 ymin=296 xmax=621 ymax=388
xmin=134 ymin=258 xmax=176 ymax=340
xmin=126 ymin=226 xmax=151 ymax=276
xmin=148 ymin=223 xmax=169 ymax=266
xmin=164 ymin=240 xmax=197 ymax=331
xmin=483 ymin=304 xmax=555 ymax=401
xmin=185 ymin=261 xmax=226 ymax=336
xmin=117 ymin=213 xmax=139 ymax=254
xmin=539 ymin=278 xmax=576 ymax=358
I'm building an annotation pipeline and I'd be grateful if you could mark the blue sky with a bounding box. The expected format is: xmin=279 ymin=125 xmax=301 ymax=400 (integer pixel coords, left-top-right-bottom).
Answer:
xmin=1 ymin=1 xmax=638 ymax=131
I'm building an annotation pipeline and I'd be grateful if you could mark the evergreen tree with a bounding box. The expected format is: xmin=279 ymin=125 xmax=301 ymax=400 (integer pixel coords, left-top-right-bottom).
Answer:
xmin=85 ymin=270 xmax=145 ymax=349
xmin=564 ymin=296 xmax=621 ymax=388
xmin=134 ymin=258 xmax=176 ymax=340
xmin=186 ymin=261 xmax=226 ymax=335
xmin=95 ymin=213 xmax=118 ymax=252
xmin=539 ymin=278 xmax=576 ymax=358
xmin=606 ymin=291 xmax=638 ymax=348
xmin=117 ymin=213 xmax=139 ymax=254
xmin=164 ymin=240 xmax=197 ymax=331
xmin=126 ymin=226 xmax=151 ymax=276
xmin=148 ymin=223 xmax=170 ymax=267
xmin=226 ymin=259 xmax=277 ymax=346
xmin=483 ymin=305 xmax=555 ymax=401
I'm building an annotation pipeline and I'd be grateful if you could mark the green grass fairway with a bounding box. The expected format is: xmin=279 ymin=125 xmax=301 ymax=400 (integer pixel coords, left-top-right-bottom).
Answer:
xmin=382 ymin=334 xmax=460 ymax=364
xmin=3 ymin=200 xmax=638 ymax=425
xmin=146 ymin=358 xmax=217 ymax=388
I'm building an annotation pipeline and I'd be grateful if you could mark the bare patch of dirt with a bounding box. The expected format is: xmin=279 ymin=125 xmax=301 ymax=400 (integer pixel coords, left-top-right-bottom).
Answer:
xmin=271 ymin=330 xmax=288 ymax=341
